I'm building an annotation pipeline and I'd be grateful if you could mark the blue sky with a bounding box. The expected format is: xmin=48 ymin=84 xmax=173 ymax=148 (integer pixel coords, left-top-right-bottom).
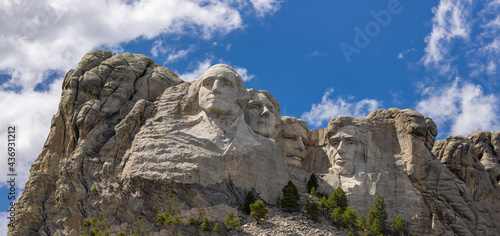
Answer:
xmin=0 ymin=0 xmax=499 ymax=233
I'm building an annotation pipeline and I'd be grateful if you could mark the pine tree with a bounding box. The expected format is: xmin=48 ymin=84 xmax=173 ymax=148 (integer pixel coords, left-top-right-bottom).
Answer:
xmin=390 ymin=213 xmax=406 ymax=235
xmin=331 ymin=207 xmax=343 ymax=226
xmin=329 ymin=186 xmax=348 ymax=212
xmin=358 ymin=215 xmax=367 ymax=232
xmin=306 ymin=173 xmax=319 ymax=194
xmin=172 ymin=214 xmax=183 ymax=225
xmin=156 ymin=211 xmax=173 ymax=225
xmin=280 ymin=181 xmax=300 ymax=212
xmin=200 ymin=217 xmax=211 ymax=231
xmin=243 ymin=191 xmax=257 ymax=215
xmin=224 ymin=211 xmax=240 ymax=231
xmin=250 ymin=200 xmax=268 ymax=223
xmin=367 ymin=195 xmax=388 ymax=235
xmin=342 ymin=207 xmax=358 ymax=230
xmin=305 ymin=201 xmax=320 ymax=221
xmin=186 ymin=216 xmax=199 ymax=226
xmin=213 ymin=223 xmax=221 ymax=232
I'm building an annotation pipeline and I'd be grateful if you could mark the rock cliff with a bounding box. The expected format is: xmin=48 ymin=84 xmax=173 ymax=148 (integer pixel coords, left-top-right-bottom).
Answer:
xmin=9 ymin=51 xmax=500 ymax=236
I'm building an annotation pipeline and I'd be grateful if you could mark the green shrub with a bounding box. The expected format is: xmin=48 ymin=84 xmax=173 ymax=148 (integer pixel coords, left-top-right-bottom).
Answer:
xmin=213 ymin=223 xmax=221 ymax=232
xmin=91 ymin=187 xmax=99 ymax=196
xmin=172 ymin=214 xmax=183 ymax=225
xmin=156 ymin=211 xmax=173 ymax=225
xmin=305 ymin=201 xmax=320 ymax=221
xmin=250 ymin=200 xmax=268 ymax=223
xmin=390 ymin=213 xmax=406 ymax=235
xmin=117 ymin=233 xmax=126 ymax=236
xmin=201 ymin=217 xmax=211 ymax=231
xmin=186 ymin=216 xmax=199 ymax=226
xmin=224 ymin=211 xmax=240 ymax=230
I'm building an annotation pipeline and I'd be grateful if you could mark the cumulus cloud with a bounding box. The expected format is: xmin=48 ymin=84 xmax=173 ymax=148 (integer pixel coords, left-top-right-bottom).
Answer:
xmin=422 ymin=0 xmax=500 ymax=84
xmin=0 ymin=78 xmax=63 ymax=189
xmin=178 ymin=59 xmax=213 ymax=82
xmin=0 ymin=0 xmax=253 ymax=90
xmin=177 ymin=59 xmax=255 ymax=82
xmin=301 ymin=88 xmax=381 ymax=128
xmin=249 ymin=0 xmax=282 ymax=17
xmin=422 ymin=0 xmax=472 ymax=73
xmin=416 ymin=79 xmax=500 ymax=136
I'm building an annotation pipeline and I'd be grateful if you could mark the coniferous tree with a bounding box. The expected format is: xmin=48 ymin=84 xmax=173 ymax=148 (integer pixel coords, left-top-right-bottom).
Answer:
xmin=243 ymin=191 xmax=257 ymax=215
xmin=358 ymin=215 xmax=367 ymax=232
xmin=224 ymin=211 xmax=240 ymax=231
xmin=331 ymin=207 xmax=343 ymax=226
xmin=342 ymin=207 xmax=358 ymax=230
xmin=200 ymin=217 xmax=211 ymax=231
xmin=390 ymin=213 xmax=406 ymax=235
xmin=213 ymin=223 xmax=221 ymax=232
xmin=280 ymin=181 xmax=300 ymax=212
xmin=330 ymin=186 xmax=348 ymax=212
xmin=306 ymin=173 xmax=319 ymax=194
xmin=305 ymin=201 xmax=320 ymax=221
xmin=367 ymin=195 xmax=388 ymax=235
xmin=250 ymin=200 xmax=268 ymax=223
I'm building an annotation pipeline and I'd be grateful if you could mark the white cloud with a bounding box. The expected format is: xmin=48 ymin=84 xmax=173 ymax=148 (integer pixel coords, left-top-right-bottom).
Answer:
xmin=422 ymin=0 xmax=472 ymax=73
xmin=301 ymin=88 xmax=381 ymax=128
xmin=0 ymin=78 xmax=63 ymax=189
xmin=398 ymin=48 xmax=415 ymax=59
xmin=306 ymin=50 xmax=326 ymax=58
xmin=178 ymin=59 xmax=213 ymax=82
xmin=0 ymin=0 xmax=273 ymax=91
xmin=249 ymin=0 xmax=282 ymax=17
xmin=416 ymin=79 xmax=500 ymax=136
xmin=177 ymin=59 xmax=255 ymax=82
xmin=151 ymin=40 xmax=195 ymax=63
xmin=233 ymin=66 xmax=255 ymax=82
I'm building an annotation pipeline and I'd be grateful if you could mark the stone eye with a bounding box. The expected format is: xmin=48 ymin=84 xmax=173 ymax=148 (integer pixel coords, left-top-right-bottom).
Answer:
xmin=267 ymin=106 xmax=274 ymax=112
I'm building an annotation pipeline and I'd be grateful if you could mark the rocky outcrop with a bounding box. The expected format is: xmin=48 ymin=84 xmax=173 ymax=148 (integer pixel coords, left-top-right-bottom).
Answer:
xmin=10 ymin=51 xmax=500 ymax=236
xmin=11 ymin=50 xmax=182 ymax=235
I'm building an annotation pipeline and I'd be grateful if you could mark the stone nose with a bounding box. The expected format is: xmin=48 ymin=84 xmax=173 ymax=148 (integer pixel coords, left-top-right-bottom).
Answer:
xmin=294 ymin=137 xmax=305 ymax=151
xmin=211 ymin=79 xmax=222 ymax=94
xmin=336 ymin=141 xmax=346 ymax=155
xmin=260 ymin=106 xmax=270 ymax=118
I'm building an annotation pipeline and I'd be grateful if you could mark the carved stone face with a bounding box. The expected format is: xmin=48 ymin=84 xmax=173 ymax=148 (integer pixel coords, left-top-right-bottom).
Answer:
xmin=246 ymin=92 xmax=276 ymax=137
xmin=328 ymin=125 xmax=363 ymax=175
xmin=282 ymin=120 xmax=307 ymax=168
xmin=198 ymin=67 xmax=241 ymax=116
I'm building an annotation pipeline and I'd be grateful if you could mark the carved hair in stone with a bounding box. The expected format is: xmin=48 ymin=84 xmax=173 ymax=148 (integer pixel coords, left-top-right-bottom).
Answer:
xmin=279 ymin=116 xmax=308 ymax=169
xmin=326 ymin=118 xmax=366 ymax=176
xmin=245 ymin=89 xmax=281 ymax=139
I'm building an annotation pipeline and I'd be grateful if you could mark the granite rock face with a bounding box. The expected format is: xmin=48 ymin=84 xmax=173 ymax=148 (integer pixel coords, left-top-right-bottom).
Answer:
xmin=10 ymin=51 xmax=500 ymax=236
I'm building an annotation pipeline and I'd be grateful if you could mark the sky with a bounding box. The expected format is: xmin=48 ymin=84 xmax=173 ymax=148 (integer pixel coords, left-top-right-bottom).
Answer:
xmin=0 ymin=0 xmax=499 ymax=233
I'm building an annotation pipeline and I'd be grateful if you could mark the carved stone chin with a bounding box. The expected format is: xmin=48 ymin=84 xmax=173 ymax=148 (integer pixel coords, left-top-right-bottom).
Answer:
xmin=329 ymin=165 xmax=355 ymax=176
